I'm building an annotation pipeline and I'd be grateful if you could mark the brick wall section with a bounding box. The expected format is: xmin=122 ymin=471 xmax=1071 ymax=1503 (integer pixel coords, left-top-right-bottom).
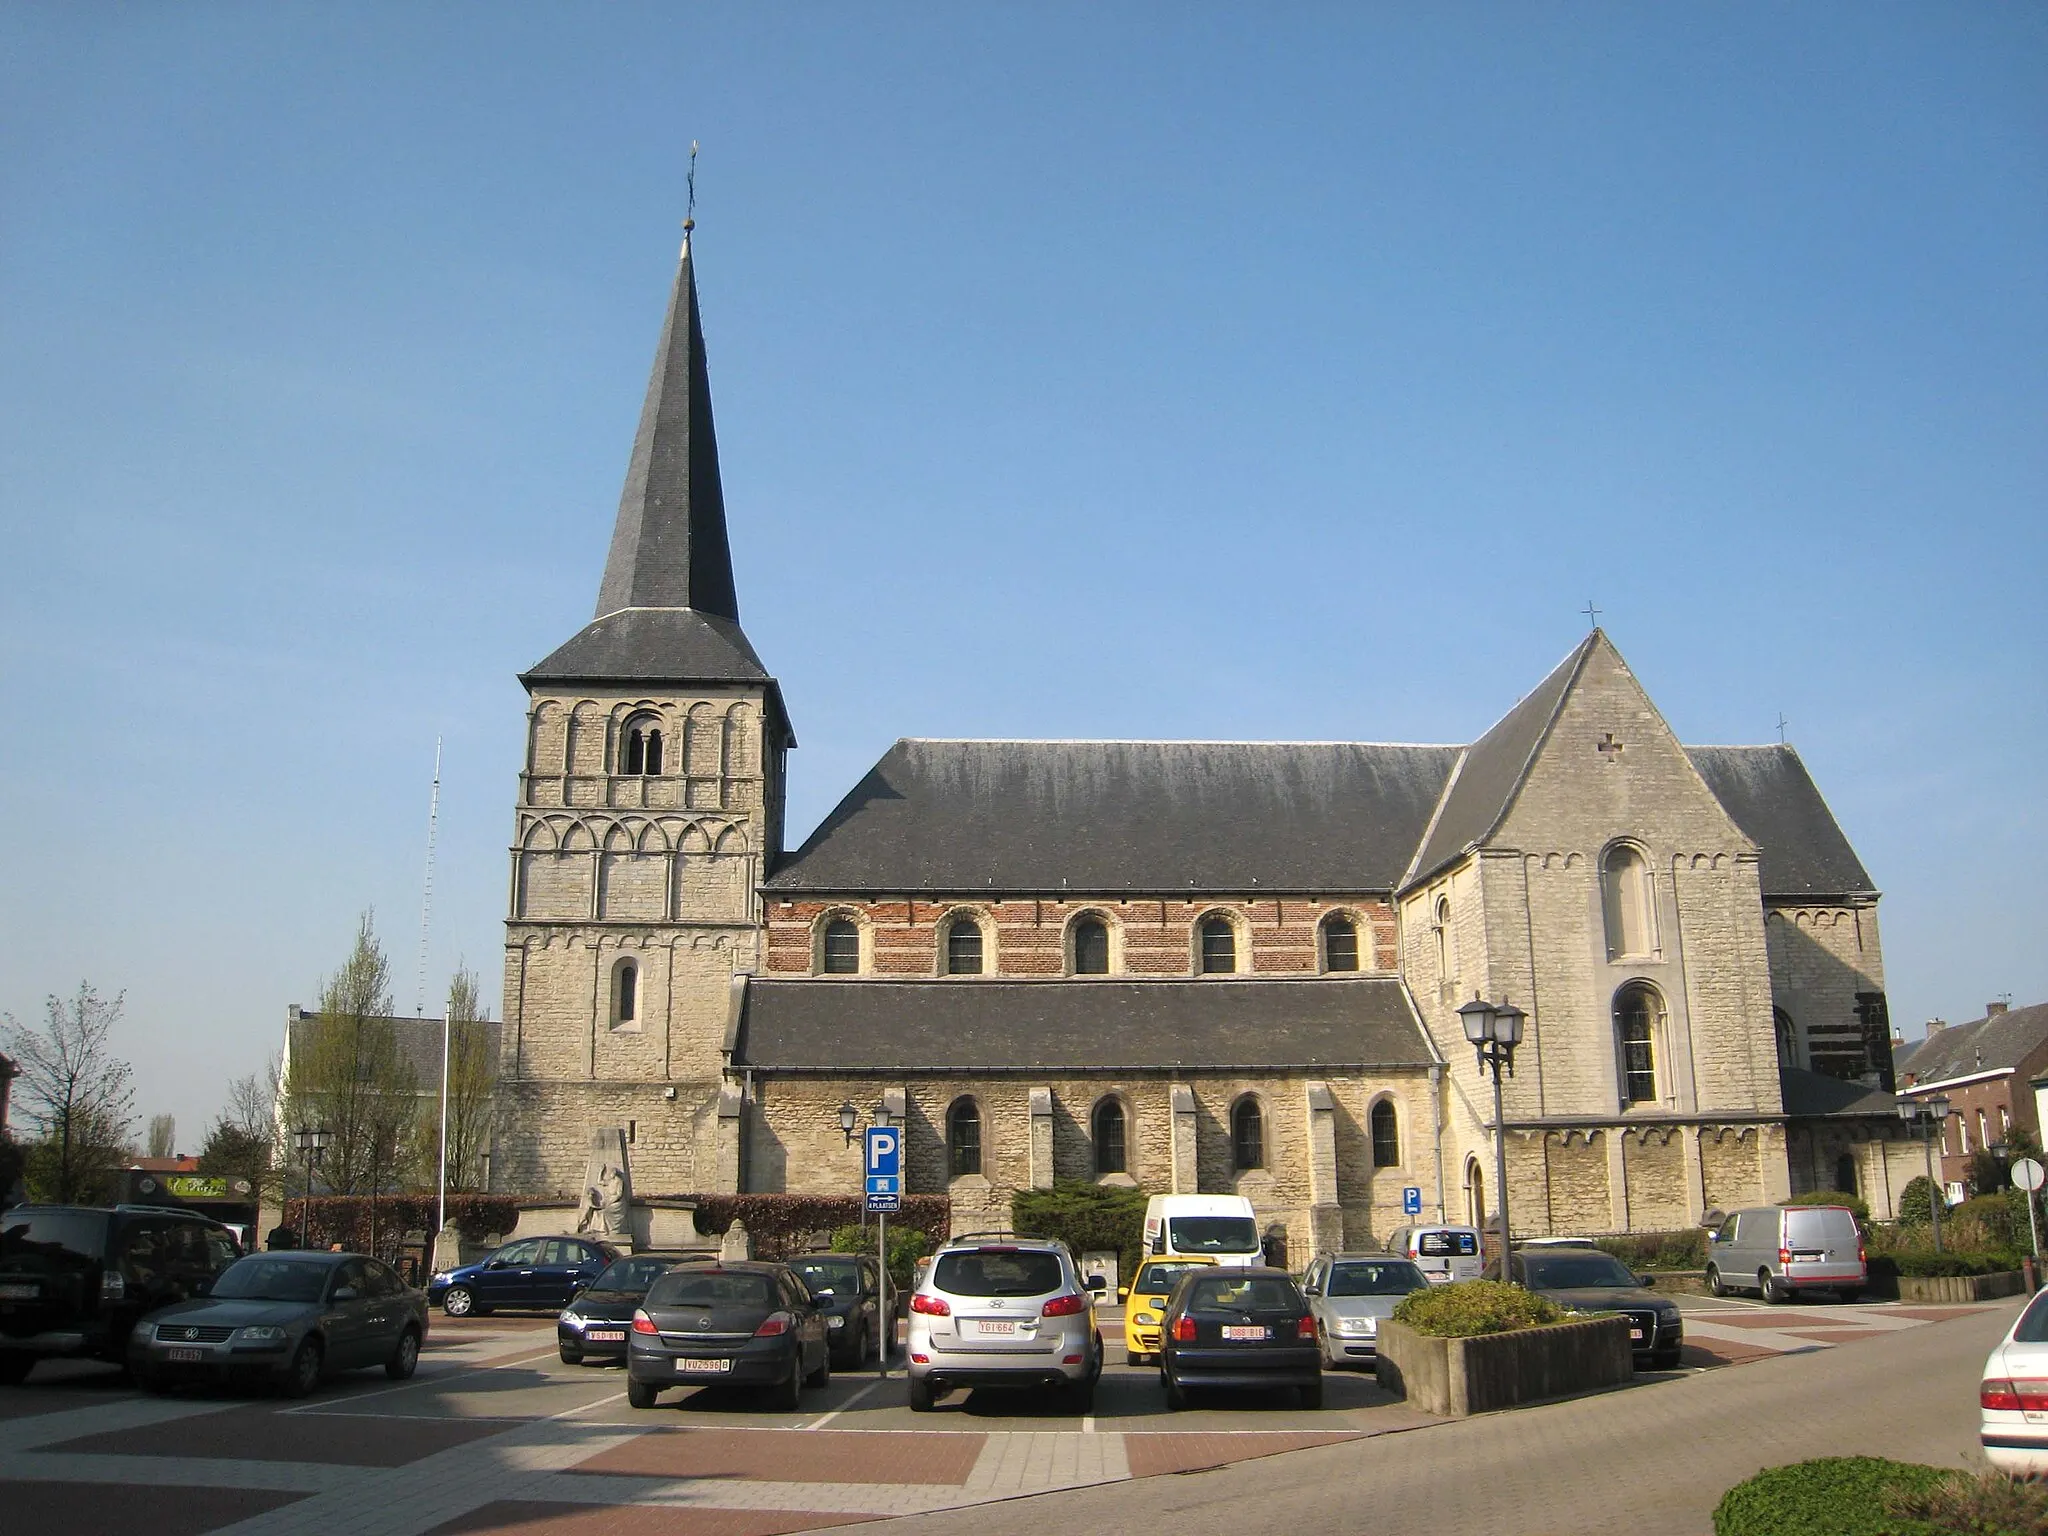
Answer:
xmin=763 ymin=897 xmax=1398 ymax=977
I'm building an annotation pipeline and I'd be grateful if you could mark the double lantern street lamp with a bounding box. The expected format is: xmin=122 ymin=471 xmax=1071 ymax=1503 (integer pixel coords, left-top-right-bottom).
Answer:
xmin=292 ymin=1125 xmax=332 ymax=1250
xmin=1897 ymin=1095 xmax=1952 ymax=1253
xmin=837 ymin=1098 xmax=897 ymax=1145
xmin=1458 ymin=998 xmax=1527 ymax=1281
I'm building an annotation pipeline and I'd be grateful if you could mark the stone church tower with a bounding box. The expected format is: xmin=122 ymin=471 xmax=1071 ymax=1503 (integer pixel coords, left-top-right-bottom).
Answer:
xmin=496 ymin=238 xmax=792 ymax=1195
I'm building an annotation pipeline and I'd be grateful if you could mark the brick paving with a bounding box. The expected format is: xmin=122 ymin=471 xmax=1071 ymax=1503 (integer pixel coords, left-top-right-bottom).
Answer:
xmin=426 ymin=1502 xmax=875 ymax=1535
xmin=0 ymin=1479 xmax=308 ymax=1534
xmin=572 ymin=1428 xmax=986 ymax=1485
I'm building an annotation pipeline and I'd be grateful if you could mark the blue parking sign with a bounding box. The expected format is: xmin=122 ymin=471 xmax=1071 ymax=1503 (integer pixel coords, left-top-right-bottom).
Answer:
xmin=865 ymin=1126 xmax=900 ymax=1183
xmin=1403 ymin=1186 xmax=1423 ymax=1216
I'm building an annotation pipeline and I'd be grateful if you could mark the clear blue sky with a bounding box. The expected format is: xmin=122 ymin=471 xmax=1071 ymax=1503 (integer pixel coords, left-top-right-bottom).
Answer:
xmin=2 ymin=5 xmax=2041 ymax=1149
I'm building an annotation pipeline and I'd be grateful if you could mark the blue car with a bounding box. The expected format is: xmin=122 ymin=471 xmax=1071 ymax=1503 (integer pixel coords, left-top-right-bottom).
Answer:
xmin=428 ymin=1235 xmax=618 ymax=1317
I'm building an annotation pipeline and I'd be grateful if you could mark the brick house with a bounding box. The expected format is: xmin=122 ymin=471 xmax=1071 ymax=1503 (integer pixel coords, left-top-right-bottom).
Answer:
xmin=1897 ymin=1002 xmax=2048 ymax=1198
xmin=491 ymin=235 xmax=1925 ymax=1249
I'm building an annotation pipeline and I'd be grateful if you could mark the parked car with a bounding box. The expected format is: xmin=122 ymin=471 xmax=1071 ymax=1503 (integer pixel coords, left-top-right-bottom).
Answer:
xmin=1382 ymin=1224 xmax=1485 ymax=1285
xmin=1299 ymin=1253 xmax=1429 ymax=1369
xmin=906 ymin=1236 xmax=1103 ymax=1413
xmin=130 ymin=1250 xmax=428 ymax=1397
xmin=1981 ymin=1286 xmax=2048 ymax=1474
xmin=557 ymin=1253 xmax=687 ymax=1364
xmin=430 ymin=1235 xmax=618 ymax=1316
xmin=1142 ymin=1195 xmax=1262 ymax=1267
xmin=787 ymin=1253 xmax=883 ymax=1368
xmin=1122 ymin=1255 xmax=1217 ymax=1365
xmin=1704 ymin=1205 xmax=1865 ymax=1302
xmin=1159 ymin=1265 xmax=1322 ymax=1410
xmin=1506 ymin=1247 xmax=1683 ymax=1369
xmin=626 ymin=1261 xmax=829 ymax=1411
xmin=0 ymin=1204 xmax=243 ymax=1383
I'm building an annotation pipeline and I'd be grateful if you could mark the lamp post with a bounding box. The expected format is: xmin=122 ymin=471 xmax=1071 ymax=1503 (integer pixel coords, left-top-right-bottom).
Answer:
xmin=293 ymin=1125 xmax=331 ymax=1250
xmin=1459 ymin=998 xmax=1526 ymax=1282
xmin=838 ymin=1100 xmax=859 ymax=1147
xmin=1898 ymin=1095 xmax=1951 ymax=1253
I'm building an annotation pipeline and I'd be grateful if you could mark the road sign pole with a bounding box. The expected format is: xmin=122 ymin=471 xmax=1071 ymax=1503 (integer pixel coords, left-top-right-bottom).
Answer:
xmin=877 ymin=1208 xmax=889 ymax=1379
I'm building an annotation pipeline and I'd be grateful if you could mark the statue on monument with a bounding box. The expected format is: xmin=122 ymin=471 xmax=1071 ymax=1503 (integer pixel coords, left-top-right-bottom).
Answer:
xmin=573 ymin=1126 xmax=634 ymax=1243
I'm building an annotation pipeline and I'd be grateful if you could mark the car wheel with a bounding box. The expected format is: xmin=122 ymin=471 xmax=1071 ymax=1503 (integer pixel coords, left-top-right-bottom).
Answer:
xmin=386 ymin=1328 xmax=421 ymax=1380
xmin=136 ymin=1366 xmax=171 ymax=1395
xmin=1067 ymin=1375 xmax=1096 ymax=1413
xmin=0 ymin=1354 xmax=33 ymax=1386
xmin=1759 ymin=1269 xmax=1784 ymax=1304
xmin=1838 ymin=1287 xmax=1863 ymax=1304
xmin=1125 ymin=1349 xmax=1144 ymax=1367
xmin=441 ymin=1286 xmax=477 ymax=1318
xmin=909 ymin=1377 xmax=935 ymax=1412
xmin=559 ymin=1346 xmax=583 ymax=1365
xmin=805 ymin=1343 xmax=831 ymax=1389
xmin=1705 ymin=1265 xmax=1724 ymax=1298
xmin=627 ymin=1378 xmax=660 ymax=1409
xmin=1652 ymin=1347 xmax=1682 ymax=1370
xmin=1165 ymin=1375 xmax=1188 ymax=1412
xmin=280 ymin=1339 xmax=323 ymax=1399
xmin=768 ymin=1361 xmax=802 ymax=1412
xmin=1299 ymin=1378 xmax=1324 ymax=1410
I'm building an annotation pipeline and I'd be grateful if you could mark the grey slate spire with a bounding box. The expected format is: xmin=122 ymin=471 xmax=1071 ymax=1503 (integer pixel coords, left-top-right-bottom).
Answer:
xmin=595 ymin=236 xmax=739 ymax=621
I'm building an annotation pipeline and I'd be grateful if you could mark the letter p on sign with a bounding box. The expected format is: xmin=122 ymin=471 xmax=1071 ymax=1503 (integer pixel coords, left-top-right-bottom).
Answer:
xmin=866 ymin=1127 xmax=900 ymax=1176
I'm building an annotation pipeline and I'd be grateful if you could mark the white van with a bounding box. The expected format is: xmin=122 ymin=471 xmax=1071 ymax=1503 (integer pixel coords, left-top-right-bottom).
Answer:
xmin=1705 ymin=1204 xmax=1866 ymax=1302
xmin=1141 ymin=1195 xmax=1262 ymax=1268
xmin=1382 ymin=1224 xmax=1485 ymax=1284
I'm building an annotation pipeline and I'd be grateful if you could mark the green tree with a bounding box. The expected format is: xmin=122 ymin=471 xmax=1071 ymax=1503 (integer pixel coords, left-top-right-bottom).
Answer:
xmin=1896 ymin=1175 xmax=1936 ymax=1226
xmin=283 ymin=914 xmax=421 ymax=1196
xmin=1012 ymin=1181 xmax=1150 ymax=1279
xmin=197 ymin=1067 xmax=279 ymax=1206
xmin=433 ymin=964 xmax=497 ymax=1195
xmin=2 ymin=982 xmax=136 ymax=1203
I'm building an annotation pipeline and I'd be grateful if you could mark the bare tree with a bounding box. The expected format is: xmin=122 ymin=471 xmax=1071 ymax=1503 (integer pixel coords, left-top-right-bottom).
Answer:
xmin=197 ymin=1065 xmax=279 ymax=1205
xmin=437 ymin=964 xmax=497 ymax=1194
xmin=2 ymin=982 xmax=137 ymax=1203
xmin=146 ymin=1113 xmax=176 ymax=1158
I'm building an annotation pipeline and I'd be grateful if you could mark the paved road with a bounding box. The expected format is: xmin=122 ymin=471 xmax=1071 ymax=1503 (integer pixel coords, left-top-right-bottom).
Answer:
xmin=876 ymin=1296 xmax=2015 ymax=1536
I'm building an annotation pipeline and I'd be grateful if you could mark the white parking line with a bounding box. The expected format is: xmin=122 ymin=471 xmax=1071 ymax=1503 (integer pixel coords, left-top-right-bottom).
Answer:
xmin=805 ymin=1376 xmax=884 ymax=1429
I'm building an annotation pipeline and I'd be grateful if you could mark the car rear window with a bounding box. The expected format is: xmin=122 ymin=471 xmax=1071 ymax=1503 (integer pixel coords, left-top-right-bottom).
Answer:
xmin=1188 ymin=1275 xmax=1302 ymax=1312
xmin=647 ymin=1271 xmax=775 ymax=1309
xmin=0 ymin=1210 xmax=110 ymax=1271
xmin=1418 ymin=1231 xmax=1479 ymax=1257
xmin=594 ymin=1257 xmax=675 ymax=1293
xmin=1327 ymin=1261 xmax=1426 ymax=1296
xmin=933 ymin=1250 xmax=1065 ymax=1297
xmin=1133 ymin=1261 xmax=1209 ymax=1294
xmin=2014 ymin=1290 xmax=2048 ymax=1343
xmin=1784 ymin=1208 xmax=1855 ymax=1242
xmin=789 ymin=1259 xmax=862 ymax=1294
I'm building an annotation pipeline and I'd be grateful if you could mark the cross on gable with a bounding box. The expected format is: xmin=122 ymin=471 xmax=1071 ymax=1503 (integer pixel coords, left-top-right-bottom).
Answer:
xmin=1596 ymin=732 xmax=1624 ymax=760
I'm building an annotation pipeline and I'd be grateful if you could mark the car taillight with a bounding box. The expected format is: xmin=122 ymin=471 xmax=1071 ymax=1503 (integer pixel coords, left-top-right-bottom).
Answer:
xmin=631 ymin=1311 xmax=658 ymax=1335
xmin=1858 ymin=1240 xmax=1867 ymax=1264
xmin=1042 ymin=1293 xmax=1088 ymax=1317
xmin=1778 ymin=1248 xmax=1793 ymax=1266
xmin=2016 ymin=1379 xmax=2048 ymax=1412
xmin=1297 ymin=1316 xmax=1317 ymax=1340
xmin=1172 ymin=1315 xmax=1196 ymax=1342
xmin=1984 ymin=1378 xmax=2023 ymax=1412
xmin=101 ymin=1270 xmax=126 ymax=1302
xmin=910 ymin=1293 xmax=950 ymax=1316
xmin=755 ymin=1312 xmax=792 ymax=1337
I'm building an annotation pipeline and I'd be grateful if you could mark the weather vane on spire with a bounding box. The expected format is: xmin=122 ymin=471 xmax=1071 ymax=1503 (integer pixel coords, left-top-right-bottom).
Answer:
xmin=684 ymin=140 xmax=699 ymax=238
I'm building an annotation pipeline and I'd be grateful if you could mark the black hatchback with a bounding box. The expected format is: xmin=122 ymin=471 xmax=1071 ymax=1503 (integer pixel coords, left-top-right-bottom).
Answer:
xmin=1 ymin=1205 xmax=242 ymax=1382
xmin=557 ymin=1253 xmax=684 ymax=1364
xmin=626 ymin=1261 xmax=830 ymax=1411
xmin=1160 ymin=1266 xmax=1323 ymax=1410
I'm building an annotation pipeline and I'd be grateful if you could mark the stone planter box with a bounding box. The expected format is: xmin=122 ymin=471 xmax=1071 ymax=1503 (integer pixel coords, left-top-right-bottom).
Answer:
xmin=1895 ymin=1270 xmax=2028 ymax=1303
xmin=1376 ymin=1314 xmax=1633 ymax=1417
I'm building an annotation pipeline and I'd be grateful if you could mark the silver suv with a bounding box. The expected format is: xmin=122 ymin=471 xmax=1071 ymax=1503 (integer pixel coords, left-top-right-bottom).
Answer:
xmin=905 ymin=1235 xmax=1103 ymax=1413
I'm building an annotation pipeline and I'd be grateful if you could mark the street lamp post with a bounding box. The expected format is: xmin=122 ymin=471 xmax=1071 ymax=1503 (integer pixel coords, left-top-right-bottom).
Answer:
xmin=293 ymin=1125 xmax=331 ymax=1250
xmin=1458 ymin=998 xmax=1526 ymax=1282
xmin=1898 ymin=1095 xmax=1951 ymax=1253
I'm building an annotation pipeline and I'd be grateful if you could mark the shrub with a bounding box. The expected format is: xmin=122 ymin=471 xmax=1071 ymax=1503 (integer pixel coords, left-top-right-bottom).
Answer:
xmin=828 ymin=1223 xmax=932 ymax=1292
xmin=1886 ymin=1467 xmax=2048 ymax=1533
xmin=1012 ymin=1182 xmax=1150 ymax=1280
xmin=1598 ymin=1229 xmax=1706 ymax=1270
xmin=690 ymin=1194 xmax=951 ymax=1260
xmin=1712 ymin=1457 xmax=1953 ymax=1536
xmin=283 ymin=1194 xmax=523 ymax=1263
xmin=1895 ymin=1176 xmax=1936 ymax=1227
xmin=1950 ymin=1192 xmax=2030 ymax=1253
xmin=1391 ymin=1280 xmax=1567 ymax=1338
xmin=1783 ymin=1190 xmax=1871 ymax=1226
xmin=1884 ymin=1250 xmax=2021 ymax=1279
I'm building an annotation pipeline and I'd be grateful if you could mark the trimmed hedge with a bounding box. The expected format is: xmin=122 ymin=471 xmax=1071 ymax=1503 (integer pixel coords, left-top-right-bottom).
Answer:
xmin=1783 ymin=1190 xmax=1872 ymax=1225
xmin=1012 ymin=1182 xmax=1149 ymax=1280
xmin=689 ymin=1194 xmax=951 ymax=1260
xmin=282 ymin=1195 xmax=523 ymax=1261
xmin=1876 ymin=1250 xmax=2023 ymax=1279
xmin=1390 ymin=1280 xmax=1568 ymax=1339
xmin=1713 ymin=1457 xmax=1952 ymax=1536
xmin=1597 ymin=1229 xmax=1706 ymax=1271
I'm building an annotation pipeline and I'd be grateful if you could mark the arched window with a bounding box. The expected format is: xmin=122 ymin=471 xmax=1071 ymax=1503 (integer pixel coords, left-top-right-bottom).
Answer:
xmin=1602 ymin=844 xmax=1655 ymax=959
xmin=1231 ymin=1097 xmax=1265 ymax=1170
xmin=1834 ymin=1152 xmax=1858 ymax=1196
xmin=1072 ymin=916 xmax=1111 ymax=975
xmin=947 ymin=1098 xmax=982 ymax=1177
xmin=1321 ymin=914 xmax=1360 ymax=972
xmin=821 ymin=918 xmax=860 ymax=975
xmin=1092 ymin=1099 xmax=1127 ymax=1175
xmin=1465 ymin=1158 xmax=1486 ymax=1229
xmin=1614 ymin=982 xmax=1662 ymax=1105
xmin=1200 ymin=915 xmax=1238 ymax=975
xmin=613 ymin=959 xmax=638 ymax=1028
xmin=621 ymin=715 xmax=664 ymax=777
xmin=945 ymin=917 xmax=984 ymax=975
xmin=1433 ymin=896 xmax=1452 ymax=980
xmin=1774 ymin=1008 xmax=1798 ymax=1070
xmin=1370 ymin=1099 xmax=1400 ymax=1167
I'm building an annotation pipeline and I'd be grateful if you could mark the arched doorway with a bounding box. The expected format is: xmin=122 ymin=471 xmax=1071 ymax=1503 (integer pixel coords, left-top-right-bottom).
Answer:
xmin=1465 ymin=1157 xmax=1486 ymax=1230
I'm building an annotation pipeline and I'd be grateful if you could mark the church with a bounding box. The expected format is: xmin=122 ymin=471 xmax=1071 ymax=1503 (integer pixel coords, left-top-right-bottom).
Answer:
xmin=494 ymin=237 xmax=1929 ymax=1257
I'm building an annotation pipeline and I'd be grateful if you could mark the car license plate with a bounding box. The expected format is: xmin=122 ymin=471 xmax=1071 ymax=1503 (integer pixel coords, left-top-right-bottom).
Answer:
xmin=164 ymin=1347 xmax=205 ymax=1363
xmin=586 ymin=1330 xmax=625 ymax=1342
xmin=970 ymin=1319 xmax=1017 ymax=1336
xmin=678 ymin=1357 xmax=731 ymax=1374
xmin=1222 ymin=1325 xmax=1269 ymax=1341
xmin=0 ymin=1284 xmax=36 ymax=1300
xmin=1630 ymin=1328 xmax=1645 ymax=1342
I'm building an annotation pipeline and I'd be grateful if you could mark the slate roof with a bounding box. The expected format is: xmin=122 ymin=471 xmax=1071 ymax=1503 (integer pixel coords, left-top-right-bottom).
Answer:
xmin=523 ymin=608 xmax=773 ymax=687
xmin=1686 ymin=746 xmax=1876 ymax=899
xmin=1779 ymin=1066 xmax=1898 ymax=1118
xmin=1897 ymin=1004 xmax=2048 ymax=1087
xmin=1406 ymin=634 xmax=1595 ymax=888
xmin=763 ymin=740 xmax=1462 ymax=894
xmin=737 ymin=977 xmax=1436 ymax=1073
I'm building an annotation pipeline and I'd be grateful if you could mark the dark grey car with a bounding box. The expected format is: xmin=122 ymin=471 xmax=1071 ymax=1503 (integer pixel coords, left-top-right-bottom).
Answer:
xmin=130 ymin=1251 xmax=429 ymax=1397
xmin=1507 ymin=1248 xmax=1683 ymax=1369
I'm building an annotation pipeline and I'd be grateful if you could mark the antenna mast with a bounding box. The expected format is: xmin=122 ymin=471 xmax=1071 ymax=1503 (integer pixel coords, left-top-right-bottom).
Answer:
xmin=416 ymin=737 xmax=442 ymax=1016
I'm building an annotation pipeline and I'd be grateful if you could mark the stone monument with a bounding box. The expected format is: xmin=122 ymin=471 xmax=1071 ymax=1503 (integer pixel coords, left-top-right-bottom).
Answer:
xmin=573 ymin=1126 xmax=635 ymax=1250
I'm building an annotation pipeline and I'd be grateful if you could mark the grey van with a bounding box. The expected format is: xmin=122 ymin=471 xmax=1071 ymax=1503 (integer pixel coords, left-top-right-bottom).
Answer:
xmin=1704 ymin=1205 xmax=1865 ymax=1302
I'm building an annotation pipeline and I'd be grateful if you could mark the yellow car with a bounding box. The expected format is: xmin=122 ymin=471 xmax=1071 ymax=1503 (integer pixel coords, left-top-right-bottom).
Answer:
xmin=1122 ymin=1255 xmax=1217 ymax=1365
